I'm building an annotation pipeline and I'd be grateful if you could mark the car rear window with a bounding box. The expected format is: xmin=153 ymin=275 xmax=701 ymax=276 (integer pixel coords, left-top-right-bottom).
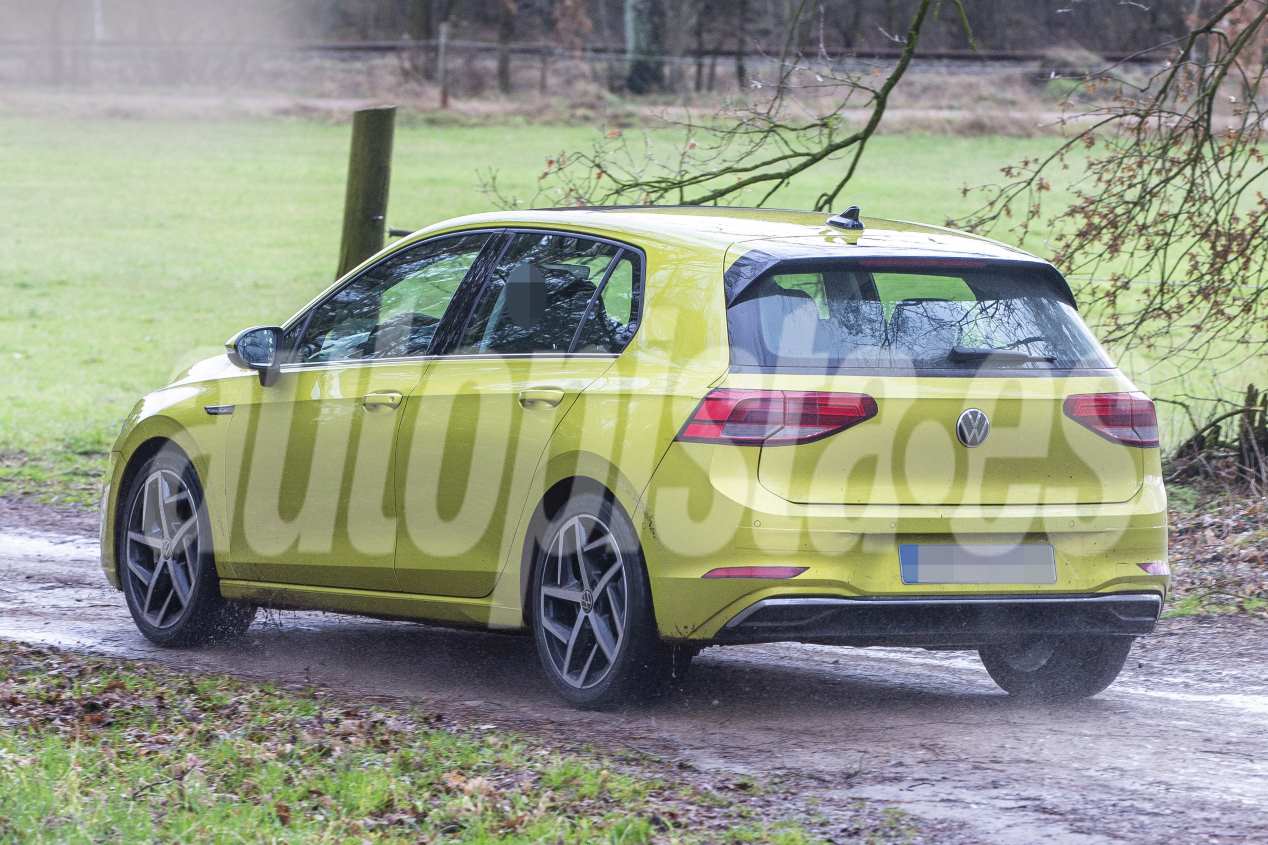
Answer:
xmin=725 ymin=259 xmax=1111 ymax=372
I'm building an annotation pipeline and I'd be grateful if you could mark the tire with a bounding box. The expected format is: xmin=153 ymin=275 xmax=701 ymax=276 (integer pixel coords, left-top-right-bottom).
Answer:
xmin=528 ymin=488 xmax=681 ymax=709
xmin=116 ymin=446 xmax=255 ymax=647
xmin=979 ymin=636 xmax=1134 ymax=701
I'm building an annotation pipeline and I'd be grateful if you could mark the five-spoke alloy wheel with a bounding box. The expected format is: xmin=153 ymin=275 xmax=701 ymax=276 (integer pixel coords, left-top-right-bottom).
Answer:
xmin=538 ymin=514 xmax=630 ymax=690
xmin=124 ymin=468 xmax=201 ymax=630
xmin=118 ymin=448 xmax=255 ymax=646
xmin=530 ymin=488 xmax=686 ymax=709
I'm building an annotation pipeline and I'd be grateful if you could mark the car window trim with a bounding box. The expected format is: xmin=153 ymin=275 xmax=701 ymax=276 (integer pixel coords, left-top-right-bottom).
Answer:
xmin=278 ymin=350 xmax=620 ymax=375
xmin=444 ymin=232 xmax=516 ymax=356
xmin=431 ymin=226 xmax=647 ymax=359
xmin=728 ymin=364 xmax=1118 ymax=378
xmin=283 ymin=230 xmax=503 ymax=365
xmin=567 ymin=247 xmax=626 ymax=353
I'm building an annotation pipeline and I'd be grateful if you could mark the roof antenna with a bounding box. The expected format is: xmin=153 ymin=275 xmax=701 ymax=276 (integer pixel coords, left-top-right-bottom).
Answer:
xmin=827 ymin=205 xmax=864 ymax=231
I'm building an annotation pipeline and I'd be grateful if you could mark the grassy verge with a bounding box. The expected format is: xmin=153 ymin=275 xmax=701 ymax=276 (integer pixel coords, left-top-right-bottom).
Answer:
xmin=1163 ymin=481 xmax=1268 ymax=618
xmin=0 ymin=446 xmax=106 ymax=508
xmin=1164 ymin=594 xmax=1268 ymax=618
xmin=0 ymin=641 xmax=913 ymax=844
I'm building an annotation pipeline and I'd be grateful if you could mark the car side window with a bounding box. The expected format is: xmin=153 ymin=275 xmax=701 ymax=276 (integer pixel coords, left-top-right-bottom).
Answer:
xmin=292 ymin=233 xmax=491 ymax=364
xmin=454 ymin=232 xmax=629 ymax=355
xmin=573 ymin=250 xmax=643 ymax=353
xmin=456 ymin=230 xmax=613 ymax=352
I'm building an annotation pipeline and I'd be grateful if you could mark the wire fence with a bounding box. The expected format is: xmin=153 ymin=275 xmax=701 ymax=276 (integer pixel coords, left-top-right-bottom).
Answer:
xmin=0 ymin=36 xmax=1167 ymax=97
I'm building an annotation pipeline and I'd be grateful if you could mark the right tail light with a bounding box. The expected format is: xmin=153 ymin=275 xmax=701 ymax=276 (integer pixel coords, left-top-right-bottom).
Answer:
xmin=1063 ymin=392 xmax=1159 ymax=448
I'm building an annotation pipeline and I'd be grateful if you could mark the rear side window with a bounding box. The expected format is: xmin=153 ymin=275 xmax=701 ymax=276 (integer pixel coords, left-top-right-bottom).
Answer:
xmin=579 ymin=251 xmax=641 ymax=353
xmin=726 ymin=260 xmax=1110 ymax=372
xmin=454 ymin=232 xmax=641 ymax=355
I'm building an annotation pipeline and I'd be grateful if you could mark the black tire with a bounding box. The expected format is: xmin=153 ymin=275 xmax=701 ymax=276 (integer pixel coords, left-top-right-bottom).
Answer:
xmin=528 ymin=488 xmax=680 ymax=709
xmin=979 ymin=636 xmax=1134 ymax=701
xmin=117 ymin=446 xmax=255 ymax=647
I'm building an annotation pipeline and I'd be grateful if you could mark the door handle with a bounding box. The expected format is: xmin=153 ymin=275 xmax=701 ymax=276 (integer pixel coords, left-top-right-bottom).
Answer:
xmin=363 ymin=391 xmax=403 ymax=411
xmin=518 ymin=387 xmax=566 ymax=409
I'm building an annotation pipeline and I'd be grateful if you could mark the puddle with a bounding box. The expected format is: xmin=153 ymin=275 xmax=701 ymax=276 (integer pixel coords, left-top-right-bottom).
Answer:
xmin=0 ymin=530 xmax=99 ymax=562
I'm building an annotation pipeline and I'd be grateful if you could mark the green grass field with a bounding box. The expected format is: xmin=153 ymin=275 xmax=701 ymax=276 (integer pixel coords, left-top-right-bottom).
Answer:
xmin=0 ymin=116 xmax=1262 ymax=501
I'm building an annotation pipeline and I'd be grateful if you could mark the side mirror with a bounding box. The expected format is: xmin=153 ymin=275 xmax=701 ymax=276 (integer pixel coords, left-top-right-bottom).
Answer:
xmin=226 ymin=326 xmax=284 ymax=386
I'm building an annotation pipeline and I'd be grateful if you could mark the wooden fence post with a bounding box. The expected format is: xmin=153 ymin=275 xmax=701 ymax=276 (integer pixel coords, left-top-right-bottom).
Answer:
xmin=336 ymin=106 xmax=396 ymax=279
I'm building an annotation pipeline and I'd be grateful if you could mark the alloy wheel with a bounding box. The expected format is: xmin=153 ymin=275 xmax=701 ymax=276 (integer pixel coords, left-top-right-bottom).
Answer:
xmin=538 ymin=514 xmax=629 ymax=689
xmin=123 ymin=469 xmax=200 ymax=629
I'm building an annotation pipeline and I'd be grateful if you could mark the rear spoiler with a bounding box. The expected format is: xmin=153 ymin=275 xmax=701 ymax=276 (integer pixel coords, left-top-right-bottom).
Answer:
xmin=723 ymin=247 xmax=1077 ymax=308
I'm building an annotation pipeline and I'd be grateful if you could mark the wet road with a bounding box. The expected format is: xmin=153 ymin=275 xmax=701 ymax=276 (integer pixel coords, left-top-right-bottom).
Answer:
xmin=2 ymin=526 xmax=1266 ymax=843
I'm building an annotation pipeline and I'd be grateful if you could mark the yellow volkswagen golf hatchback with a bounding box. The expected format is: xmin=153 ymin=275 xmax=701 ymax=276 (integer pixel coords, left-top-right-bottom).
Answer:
xmin=101 ymin=206 xmax=1168 ymax=708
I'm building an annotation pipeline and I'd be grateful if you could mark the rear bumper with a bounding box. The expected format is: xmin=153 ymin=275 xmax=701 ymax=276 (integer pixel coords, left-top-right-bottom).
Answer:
xmin=639 ymin=441 xmax=1168 ymax=640
xmin=715 ymin=593 xmax=1162 ymax=647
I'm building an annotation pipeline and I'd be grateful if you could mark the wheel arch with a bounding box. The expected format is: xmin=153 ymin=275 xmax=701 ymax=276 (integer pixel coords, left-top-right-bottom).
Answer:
xmin=109 ymin=435 xmax=195 ymax=587
xmin=107 ymin=414 xmax=225 ymax=589
xmin=516 ymin=473 xmax=647 ymax=628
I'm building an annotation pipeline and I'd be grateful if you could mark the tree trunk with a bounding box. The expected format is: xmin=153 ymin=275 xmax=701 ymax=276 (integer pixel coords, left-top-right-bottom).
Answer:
xmin=694 ymin=1 xmax=706 ymax=93
xmin=406 ymin=0 xmax=436 ymax=80
xmin=497 ymin=0 xmax=517 ymax=95
xmin=625 ymin=0 xmax=666 ymax=94
xmin=46 ymin=0 xmax=67 ymax=86
xmin=1238 ymin=385 xmax=1267 ymax=482
xmin=735 ymin=0 xmax=748 ymax=90
xmin=437 ymin=20 xmax=450 ymax=108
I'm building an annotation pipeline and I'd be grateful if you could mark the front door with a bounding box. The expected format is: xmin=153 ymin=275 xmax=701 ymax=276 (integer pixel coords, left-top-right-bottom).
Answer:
xmin=394 ymin=231 xmax=643 ymax=597
xmin=225 ymin=232 xmax=496 ymax=589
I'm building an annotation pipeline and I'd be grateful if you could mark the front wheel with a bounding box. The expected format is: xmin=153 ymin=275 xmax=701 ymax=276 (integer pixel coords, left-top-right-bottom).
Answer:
xmin=117 ymin=447 xmax=255 ymax=647
xmin=979 ymin=636 xmax=1134 ymax=701
xmin=529 ymin=489 xmax=680 ymax=709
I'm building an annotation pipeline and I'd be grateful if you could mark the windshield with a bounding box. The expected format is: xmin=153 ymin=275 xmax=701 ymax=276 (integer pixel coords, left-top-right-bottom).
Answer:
xmin=725 ymin=259 xmax=1110 ymax=372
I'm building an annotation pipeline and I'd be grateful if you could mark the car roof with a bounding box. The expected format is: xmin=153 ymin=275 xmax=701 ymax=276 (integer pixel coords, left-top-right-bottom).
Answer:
xmin=409 ymin=206 xmax=1043 ymax=265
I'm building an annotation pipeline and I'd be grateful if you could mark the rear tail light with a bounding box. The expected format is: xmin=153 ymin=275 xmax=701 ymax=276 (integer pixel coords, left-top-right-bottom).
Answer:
xmin=1063 ymin=392 xmax=1159 ymax=448
xmin=676 ymin=389 xmax=878 ymax=446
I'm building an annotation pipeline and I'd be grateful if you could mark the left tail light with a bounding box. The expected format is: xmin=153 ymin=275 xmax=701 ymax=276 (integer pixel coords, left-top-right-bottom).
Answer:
xmin=675 ymin=389 xmax=878 ymax=446
xmin=1063 ymin=392 xmax=1159 ymax=448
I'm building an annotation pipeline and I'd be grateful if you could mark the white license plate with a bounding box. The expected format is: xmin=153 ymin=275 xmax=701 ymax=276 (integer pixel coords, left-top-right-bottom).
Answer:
xmin=899 ymin=544 xmax=1057 ymax=585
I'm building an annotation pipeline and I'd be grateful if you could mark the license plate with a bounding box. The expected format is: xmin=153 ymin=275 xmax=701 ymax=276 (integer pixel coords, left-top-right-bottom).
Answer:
xmin=899 ymin=544 xmax=1057 ymax=585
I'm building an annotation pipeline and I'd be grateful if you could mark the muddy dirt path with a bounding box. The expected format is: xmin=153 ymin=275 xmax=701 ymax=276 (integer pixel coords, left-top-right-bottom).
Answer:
xmin=2 ymin=521 xmax=1266 ymax=843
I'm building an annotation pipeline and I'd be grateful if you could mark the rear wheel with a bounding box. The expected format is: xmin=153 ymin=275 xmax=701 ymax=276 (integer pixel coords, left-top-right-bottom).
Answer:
xmin=118 ymin=448 xmax=255 ymax=647
xmin=979 ymin=636 xmax=1133 ymax=701
xmin=529 ymin=489 xmax=681 ymax=709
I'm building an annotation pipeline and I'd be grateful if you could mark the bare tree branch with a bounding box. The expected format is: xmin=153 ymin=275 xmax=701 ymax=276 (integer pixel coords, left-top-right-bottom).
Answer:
xmin=481 ymin=0 xmax=956 ymax=211
xmin=957 ymin=0 xmax=1268 ymax=369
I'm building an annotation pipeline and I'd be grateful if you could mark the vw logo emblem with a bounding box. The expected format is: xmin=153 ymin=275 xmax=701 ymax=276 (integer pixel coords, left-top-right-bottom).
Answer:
xmin=956 ymin=408 xmax=990 ymax=448
xmin=580 ymin=589 xmax=594 ymax=613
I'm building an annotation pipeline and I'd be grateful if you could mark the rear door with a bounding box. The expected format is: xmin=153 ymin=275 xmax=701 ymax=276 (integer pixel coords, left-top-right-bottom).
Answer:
xmin=393 ymin=231 xmax=643 ymax=597
xmin=722 ymin=254 xmax=1143 ymax=506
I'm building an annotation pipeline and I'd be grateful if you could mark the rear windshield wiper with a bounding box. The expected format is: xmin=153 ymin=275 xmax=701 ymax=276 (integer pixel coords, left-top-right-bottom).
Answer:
xmin=948 ymin=346 xmax=1058 ymax=365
